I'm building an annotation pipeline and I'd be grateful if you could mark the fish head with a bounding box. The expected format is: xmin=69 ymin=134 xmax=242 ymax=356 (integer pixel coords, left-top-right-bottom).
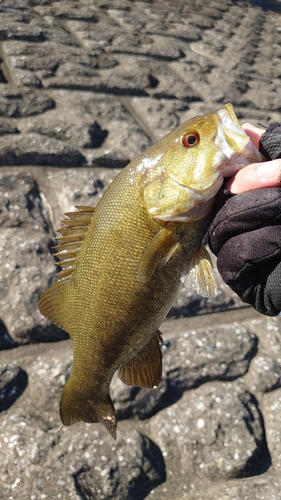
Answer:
xmin=141 ymin=103 xmax=262 ymax=222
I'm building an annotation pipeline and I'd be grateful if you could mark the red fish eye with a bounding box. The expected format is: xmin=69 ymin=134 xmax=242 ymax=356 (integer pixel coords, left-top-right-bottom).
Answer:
xmin=181 ymin=132 xmax=199 ymax=147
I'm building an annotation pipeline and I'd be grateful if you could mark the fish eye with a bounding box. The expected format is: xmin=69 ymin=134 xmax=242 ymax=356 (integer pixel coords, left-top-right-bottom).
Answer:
xmin=181 ymin=132 xmax=199 ymax=148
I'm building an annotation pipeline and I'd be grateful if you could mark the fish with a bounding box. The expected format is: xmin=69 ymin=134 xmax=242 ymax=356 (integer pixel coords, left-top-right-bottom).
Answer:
xmin=38 ymin=103 xmax=261 ymax=439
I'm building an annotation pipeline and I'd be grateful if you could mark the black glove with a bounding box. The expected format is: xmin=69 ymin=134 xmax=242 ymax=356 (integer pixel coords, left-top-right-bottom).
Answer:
xmin=208 ymin=124 xmax=281 ymax=316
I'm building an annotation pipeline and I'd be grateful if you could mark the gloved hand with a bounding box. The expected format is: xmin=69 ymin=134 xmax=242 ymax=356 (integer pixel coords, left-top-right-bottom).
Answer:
xmin=208 ymin=124 xmax=281 ymax=316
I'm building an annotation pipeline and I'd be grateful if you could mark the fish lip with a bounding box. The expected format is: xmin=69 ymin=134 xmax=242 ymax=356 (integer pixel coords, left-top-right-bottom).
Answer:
xmin=215 ymin=104 xmax=250 ymax=158
xmin=216 ymin=104 xmax=262 ymax=175
xmin=217 ymin=104 xmax=243 ymax=135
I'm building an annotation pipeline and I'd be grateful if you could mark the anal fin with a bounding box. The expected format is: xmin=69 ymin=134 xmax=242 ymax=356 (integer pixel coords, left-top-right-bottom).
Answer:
xmin=118 ymin=331 xmax=163 ymax=388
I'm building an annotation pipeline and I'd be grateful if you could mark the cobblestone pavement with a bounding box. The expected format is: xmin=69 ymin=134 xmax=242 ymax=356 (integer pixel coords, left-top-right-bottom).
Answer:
xmin=1 ymin=1 xmax=281 ymax=499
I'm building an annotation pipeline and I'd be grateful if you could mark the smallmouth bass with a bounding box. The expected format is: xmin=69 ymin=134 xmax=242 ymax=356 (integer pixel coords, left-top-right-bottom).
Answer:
xmin=38 ymin=104 xmax=261 ymax=439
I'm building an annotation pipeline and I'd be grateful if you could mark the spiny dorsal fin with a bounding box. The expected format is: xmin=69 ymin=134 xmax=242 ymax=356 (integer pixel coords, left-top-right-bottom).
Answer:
xmin=181 ymin=245 xmax=217 ymax=299
xmin=54 ymin=206 xmax=95 ymax=281
xmin=137 ymin=227 xmax=179 ymax=283
xmin=38 ymin=206 xmax=95 ymax=330
xmin=118 ymin=331 xmax=163 ymax=388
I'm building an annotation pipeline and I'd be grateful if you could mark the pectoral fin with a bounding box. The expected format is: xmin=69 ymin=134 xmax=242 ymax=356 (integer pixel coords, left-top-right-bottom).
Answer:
xmin=181 ymin=245 xmax=217 ymax=299
xmin=118 ymin=331 xmax=163 ymax=388
xmin=137 ymin=227 xmax=179 ymax=283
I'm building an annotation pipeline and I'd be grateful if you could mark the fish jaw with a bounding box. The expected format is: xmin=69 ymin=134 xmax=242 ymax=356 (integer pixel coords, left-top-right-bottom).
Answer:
xmin=216 ymin=103 xmax=250 ymax=158
xmin=215 ymin=103 xmax=262 ymax=177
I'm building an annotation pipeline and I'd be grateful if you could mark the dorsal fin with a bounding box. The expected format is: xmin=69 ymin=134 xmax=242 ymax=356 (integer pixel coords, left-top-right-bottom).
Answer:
xmin=38 ymin=206 xmax=95 ymax=329
xmin=54 ymin=206 xmax=95 ymax=280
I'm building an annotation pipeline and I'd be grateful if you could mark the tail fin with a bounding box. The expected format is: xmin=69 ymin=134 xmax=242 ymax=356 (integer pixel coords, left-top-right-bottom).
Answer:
xmin=60 ymin=380 xmax=117 ymax=439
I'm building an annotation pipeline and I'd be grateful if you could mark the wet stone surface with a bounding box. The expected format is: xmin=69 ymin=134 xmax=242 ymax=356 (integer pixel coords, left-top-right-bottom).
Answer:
xmin=0 ymin=365 xmax=28 ymax=412
xmin=0 ymin=170 xmax=67 ymax=344
xmin=1 ymin=1 xmax=281 ymax=499
xmin=150 ymin=381 xmax=266 ymax=480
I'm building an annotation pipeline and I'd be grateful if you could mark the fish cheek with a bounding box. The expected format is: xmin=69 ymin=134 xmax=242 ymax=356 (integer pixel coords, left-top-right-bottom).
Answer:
xmin=167 ymin=140 xmax=222 ymax=190
xmin=141 ymin=173 xmax=194 ymax=220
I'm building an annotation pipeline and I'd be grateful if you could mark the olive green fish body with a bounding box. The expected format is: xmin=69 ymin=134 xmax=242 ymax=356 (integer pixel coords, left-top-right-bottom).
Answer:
xmin=56 ymin=164 xmax=209 ymax=436
xmin=38 ymin=104 xmax=262 ymax=438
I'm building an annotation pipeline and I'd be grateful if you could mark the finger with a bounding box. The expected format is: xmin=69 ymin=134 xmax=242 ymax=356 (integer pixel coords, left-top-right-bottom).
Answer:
xmin=242 ymin=123 xmax=265 ymax=149
xmin=225 ymin=159 xmax=281 ymax=194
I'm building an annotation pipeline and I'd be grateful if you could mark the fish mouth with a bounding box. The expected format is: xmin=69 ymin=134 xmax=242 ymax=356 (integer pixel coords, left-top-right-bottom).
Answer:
xmin=216 ymin=104 xmax=250 ymax=157
xmin=215 ymin=103 xmax=262 ymax=177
